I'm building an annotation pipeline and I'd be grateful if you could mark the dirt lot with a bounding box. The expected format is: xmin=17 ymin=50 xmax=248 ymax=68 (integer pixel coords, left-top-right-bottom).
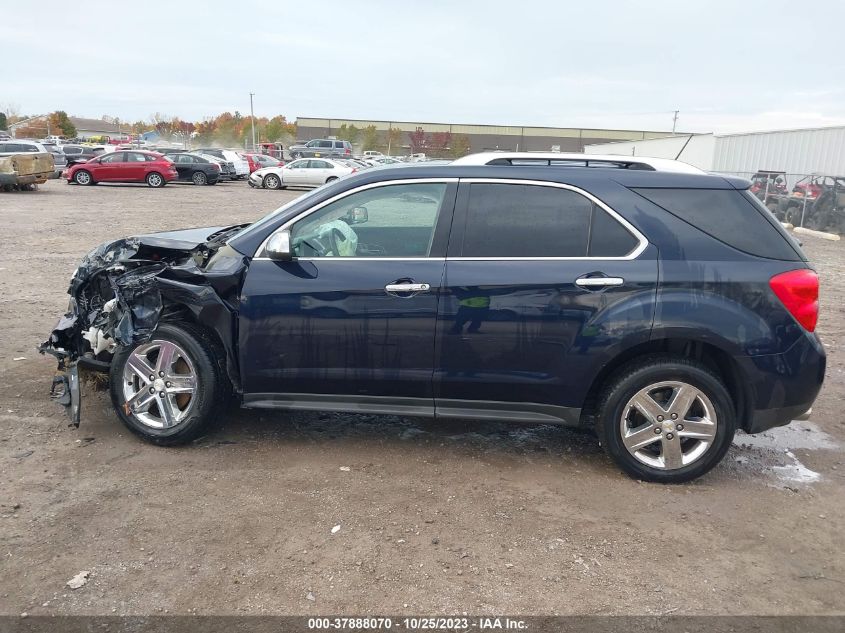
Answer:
xmin=1 ymin=179 xmax=843 ymax=616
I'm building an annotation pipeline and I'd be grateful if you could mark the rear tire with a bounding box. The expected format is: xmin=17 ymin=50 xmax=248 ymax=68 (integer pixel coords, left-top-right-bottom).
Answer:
xmin=326 ymin=176 xmax=338 ymax=184
xmin=595 ymin=356 xmax=736 ymax=483
xmin=146 ymin=172 xmax=165 ymax=188
xmin=192 ymin=171 xmax=208 ymax=185
xmin=109 ymin=322 xmax=227 ymax=446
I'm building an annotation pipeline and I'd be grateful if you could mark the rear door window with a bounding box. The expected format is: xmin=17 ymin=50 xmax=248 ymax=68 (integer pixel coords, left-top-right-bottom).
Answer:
xmin=632 ymin=188 xmax=803 ymax=261
xmin=459 ymin=183 xmax=642 ymax=259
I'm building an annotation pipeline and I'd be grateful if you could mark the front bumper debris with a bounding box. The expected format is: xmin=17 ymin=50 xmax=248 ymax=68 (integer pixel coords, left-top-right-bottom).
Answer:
xmin=40 ymin=227 xmax=250 ymax=427
xmin=49 ymin=358 xmax=81 ymax=427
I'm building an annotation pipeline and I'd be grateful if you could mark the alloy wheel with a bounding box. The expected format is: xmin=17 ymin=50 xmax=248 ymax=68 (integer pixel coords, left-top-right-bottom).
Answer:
xmin=75 ymin=171 xmax=91 ymax=185
xmin=619 ymin=381 xmax=717 ymax=470
xmin=122 ymin=340 xmax=197 ymax=429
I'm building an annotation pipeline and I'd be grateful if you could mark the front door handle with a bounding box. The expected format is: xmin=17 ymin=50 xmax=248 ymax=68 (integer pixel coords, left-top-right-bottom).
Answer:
xmin=385 ymin=282 xmax=431 ymax=293
xmin=575 ymin=276 xmax=624 ymax=288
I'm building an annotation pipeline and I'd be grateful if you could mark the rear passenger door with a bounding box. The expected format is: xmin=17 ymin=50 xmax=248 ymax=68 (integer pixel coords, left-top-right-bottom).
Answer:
xmin=434 ymin=178 xmax=658 ymax=424
xmin=173 ymin=154 xmax=193 ymax=180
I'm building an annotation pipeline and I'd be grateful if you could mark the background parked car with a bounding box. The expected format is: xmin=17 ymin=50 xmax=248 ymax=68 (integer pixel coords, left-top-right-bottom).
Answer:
xmin=248 ymin=157 xmax=356 ymax=189
xmin=39 ymin=142 xmax=68 ymax=177
xmin=288 ymin=139 xmax=353 ymax=160
xmin=165 ymin=153 xmax=221 ymax=185
xmin=0 ymin=139 xmax=50 ymax=156
xmin=196 ymin=153 xmax=235 ymax=180
xmin=241 ymin=152 xmax=283 ymax=173
xmin=195 ymin=148 xmax=249 ymax=179
xmin=61 ymin=145 xmax=99 ymax=166
xmin=65 ymin=150 xmax=178 ymax=187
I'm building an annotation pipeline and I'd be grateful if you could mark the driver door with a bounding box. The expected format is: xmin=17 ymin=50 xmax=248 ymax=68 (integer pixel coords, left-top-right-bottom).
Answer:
xmin=91 ymin=152 xmax=124 ymax=181
xmin=282 ymin=159 xmax=308 ymax=185
xmin=239 ymin=180 xmax=458 ymax=411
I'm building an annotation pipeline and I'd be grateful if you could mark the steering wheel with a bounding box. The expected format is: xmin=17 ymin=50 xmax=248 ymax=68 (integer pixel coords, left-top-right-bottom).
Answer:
xmin=299 ymin=227 xmax=345 ymax=257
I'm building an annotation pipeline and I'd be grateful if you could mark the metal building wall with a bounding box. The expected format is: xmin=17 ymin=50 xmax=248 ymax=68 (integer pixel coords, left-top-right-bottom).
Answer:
xmin=711 ymin=126 xmax=845 ymax=177
xmin=295 ymin=117 xmax=678 ymax=153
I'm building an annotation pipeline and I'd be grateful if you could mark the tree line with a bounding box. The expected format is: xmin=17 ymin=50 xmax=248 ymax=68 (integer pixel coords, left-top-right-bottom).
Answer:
xmin=1 ymin=108 xmax=474 ymax=157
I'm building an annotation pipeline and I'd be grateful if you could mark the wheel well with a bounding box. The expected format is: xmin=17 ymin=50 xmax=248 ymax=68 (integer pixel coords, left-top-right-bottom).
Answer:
xmin=580 ymin=339 xmax=749 ymax=429
xmin=158 ymin=310 xmax=238 ymax=394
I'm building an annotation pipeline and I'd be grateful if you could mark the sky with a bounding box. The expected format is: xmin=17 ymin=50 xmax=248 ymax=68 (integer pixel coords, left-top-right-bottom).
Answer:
xmin=4 ymin=0 xmax=845 ymax=134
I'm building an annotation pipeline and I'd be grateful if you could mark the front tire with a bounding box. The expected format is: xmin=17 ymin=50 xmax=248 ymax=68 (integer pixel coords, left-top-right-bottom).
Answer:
xmin=109 ymin=323 xmax=227 ymax=445
xmin=263 ymin=173 xmax=282 ymax=189
xmin=74 ymin=170 xmax=93 ymax=185
xmin=146 ymin=172 xmax=165 ymax=188
xmin=596 ymin=356 xmax=735 ymax=483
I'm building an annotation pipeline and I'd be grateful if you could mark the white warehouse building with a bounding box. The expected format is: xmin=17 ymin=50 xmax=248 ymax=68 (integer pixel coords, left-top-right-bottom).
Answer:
xmin=584 ymin=125 xmax=845 ymax=186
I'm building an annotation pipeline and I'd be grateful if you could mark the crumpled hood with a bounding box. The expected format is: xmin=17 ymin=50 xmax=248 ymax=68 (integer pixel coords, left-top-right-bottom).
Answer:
xmin=128 ymin=225 xmax=229 ymax=251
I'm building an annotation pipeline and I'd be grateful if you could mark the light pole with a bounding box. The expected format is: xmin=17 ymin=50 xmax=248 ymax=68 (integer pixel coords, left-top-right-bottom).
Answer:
xmin=249 ymin=92 xmax=257 ymax=151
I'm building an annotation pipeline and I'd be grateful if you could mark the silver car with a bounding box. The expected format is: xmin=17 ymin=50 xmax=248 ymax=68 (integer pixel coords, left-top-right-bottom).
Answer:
xmin=249 ymin=158 xmax=357 ymax=189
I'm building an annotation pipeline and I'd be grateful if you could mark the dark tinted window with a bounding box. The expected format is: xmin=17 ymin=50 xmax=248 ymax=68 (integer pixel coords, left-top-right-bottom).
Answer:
xmin=589 ymin=207 xmax=640 ymax=257
xmin=462 ymin=184 xmax=592 ymax=257
xmin=632 ymin=188 xmax=802 ymax=261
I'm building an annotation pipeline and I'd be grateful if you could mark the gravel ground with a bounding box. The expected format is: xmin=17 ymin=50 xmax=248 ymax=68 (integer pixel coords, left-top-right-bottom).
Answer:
xmin=0 ymin=179 xmax=843 ymax=616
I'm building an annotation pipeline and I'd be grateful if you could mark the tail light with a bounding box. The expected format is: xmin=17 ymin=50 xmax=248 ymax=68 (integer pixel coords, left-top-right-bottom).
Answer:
xmin=769 ymin=269 xmax=819 ymax=332
xmin=212 ymin=163 xmax=220 ymax=172
xmin=345 ymin=148 xmax=351 ymax=155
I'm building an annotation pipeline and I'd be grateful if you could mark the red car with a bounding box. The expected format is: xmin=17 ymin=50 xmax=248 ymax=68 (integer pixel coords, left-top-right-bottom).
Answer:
xmin=241 ymin=152 xmax=283 ymax=173
xmin=66 ymin=150 xmax=178 ymax=187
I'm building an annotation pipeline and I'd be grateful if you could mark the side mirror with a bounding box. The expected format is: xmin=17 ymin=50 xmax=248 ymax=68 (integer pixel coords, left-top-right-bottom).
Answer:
xmin=266 ymin=230 xmax=292 ymax=260
xmin=346 ymin=206 xmax=369 ymax=225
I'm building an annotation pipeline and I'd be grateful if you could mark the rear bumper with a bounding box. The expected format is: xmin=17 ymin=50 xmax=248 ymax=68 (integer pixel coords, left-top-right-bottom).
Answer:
xmin=739 ymin=333 xmax=826 ymax=433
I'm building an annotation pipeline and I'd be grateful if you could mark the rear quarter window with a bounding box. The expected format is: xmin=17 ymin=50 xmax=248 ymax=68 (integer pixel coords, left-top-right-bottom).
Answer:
xmin=632 ymin=187 xmax=804 ymax=261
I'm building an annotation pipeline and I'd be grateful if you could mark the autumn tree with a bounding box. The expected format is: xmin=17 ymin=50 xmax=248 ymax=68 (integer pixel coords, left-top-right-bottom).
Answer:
xmin=386 ymin=126 xmax=402 ymax=155
xmin=429 ymin=131 xmax=452 ymax=158
xmin=263 ymin=115 xmax=296 ymax=143
xmin=335 ymin=124 xmax=360 ymax=144
xmin=450 ymin=134 xmax=472 ymax=158
xmin=408 ymin=127 xmax=428 ymax=153
xmin=361 ymin=125 xmax=380 ymax=151
xmin=47 ymin=111 xmax=76 ymax=137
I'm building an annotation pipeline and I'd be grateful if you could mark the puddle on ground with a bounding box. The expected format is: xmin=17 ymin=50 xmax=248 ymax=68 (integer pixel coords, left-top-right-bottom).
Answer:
xmin=732 ymin=420 xmax=838 ymax=488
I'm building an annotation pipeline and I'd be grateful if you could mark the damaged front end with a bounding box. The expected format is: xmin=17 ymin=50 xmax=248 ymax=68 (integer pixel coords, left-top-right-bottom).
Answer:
xmin=40 ymin=226 xmax=250 ymax=426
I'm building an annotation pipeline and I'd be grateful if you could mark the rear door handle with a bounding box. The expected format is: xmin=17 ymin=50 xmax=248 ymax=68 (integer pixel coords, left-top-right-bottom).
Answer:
xmin=575 ymin=276 xmax=624 ymax=288
xmin=385 ymin=282 xmax=431 ymax=293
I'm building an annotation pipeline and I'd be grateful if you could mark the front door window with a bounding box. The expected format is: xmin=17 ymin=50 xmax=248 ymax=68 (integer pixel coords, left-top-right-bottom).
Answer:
xmin=289 ymin=183 xmax=448 ymax=258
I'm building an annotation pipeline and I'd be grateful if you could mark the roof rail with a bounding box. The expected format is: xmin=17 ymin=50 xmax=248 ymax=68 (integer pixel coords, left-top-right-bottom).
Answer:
xmin=451 ymin=152 xmax=704 ymax=174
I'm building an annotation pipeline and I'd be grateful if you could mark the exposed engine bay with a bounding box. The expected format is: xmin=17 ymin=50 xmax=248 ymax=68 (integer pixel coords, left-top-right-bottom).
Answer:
xmin=40 ymin=224 xmax=250 ymax=426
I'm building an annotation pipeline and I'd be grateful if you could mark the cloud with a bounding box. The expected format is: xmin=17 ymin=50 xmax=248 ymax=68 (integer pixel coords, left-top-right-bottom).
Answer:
xmin=4 ymin=0 xmax=844 ymax=134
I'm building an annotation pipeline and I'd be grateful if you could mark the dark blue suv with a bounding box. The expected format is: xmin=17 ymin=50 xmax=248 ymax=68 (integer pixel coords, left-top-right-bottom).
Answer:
xmin=41 ymin=153 xmax=825 ymax=483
